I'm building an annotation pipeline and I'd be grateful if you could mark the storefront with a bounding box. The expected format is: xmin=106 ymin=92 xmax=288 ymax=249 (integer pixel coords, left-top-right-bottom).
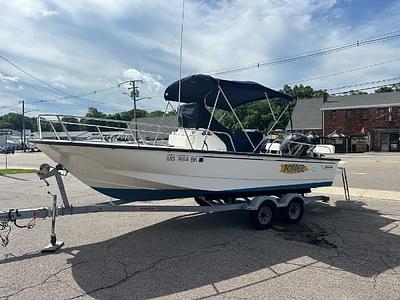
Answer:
xmin=350 ymin=135 xmax=369 ymax=153
xmin=380 ymin=132 xmax=400 ymax=152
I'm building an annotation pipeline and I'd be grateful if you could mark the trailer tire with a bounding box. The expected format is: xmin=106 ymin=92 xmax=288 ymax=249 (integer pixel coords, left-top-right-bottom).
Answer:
xmin=281 ymin=198 xmax=304 ymax=223
xmin=249 ymin=201 xmax=276 ymax=230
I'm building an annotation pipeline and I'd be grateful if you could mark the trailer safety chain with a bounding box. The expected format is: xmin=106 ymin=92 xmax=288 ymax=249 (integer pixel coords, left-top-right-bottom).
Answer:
xmin=0 ymin=210 xmax=37 ymax=247
xmin=13 ymin=217 xmax=36 ymax=229
xmin=0 ymin=221 xmax=11 ymax=247
xmin=8 ymin=209 xmax=36 ymax=229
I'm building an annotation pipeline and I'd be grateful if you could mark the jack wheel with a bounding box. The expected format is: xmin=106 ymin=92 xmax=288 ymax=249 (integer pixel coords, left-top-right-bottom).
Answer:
xmin=281 ymin=198 xmax=304 ymax=223
xmin=249 ymin=201 xmax=276 ymax=230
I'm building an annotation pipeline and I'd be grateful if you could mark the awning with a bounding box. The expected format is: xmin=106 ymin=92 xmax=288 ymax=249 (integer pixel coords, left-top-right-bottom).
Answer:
xmin=164 ymin=74 xmax=293 ymax=111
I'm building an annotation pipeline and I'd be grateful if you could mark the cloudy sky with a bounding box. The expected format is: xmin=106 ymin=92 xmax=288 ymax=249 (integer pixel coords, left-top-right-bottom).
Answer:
xmin=0 ymin=0 xmax=399 ymax=116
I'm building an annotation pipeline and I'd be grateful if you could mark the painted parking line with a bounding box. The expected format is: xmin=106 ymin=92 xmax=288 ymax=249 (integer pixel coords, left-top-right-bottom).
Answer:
xmin=348 ymin=172 xmax=367 ymax=175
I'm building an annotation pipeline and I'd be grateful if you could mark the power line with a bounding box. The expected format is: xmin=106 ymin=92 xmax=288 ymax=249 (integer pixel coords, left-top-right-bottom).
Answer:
xmin=0 ymin=54 xmax=121 ymax=104
xmin=207 ymin=31 xmax=400 ymax=76
xmin=282 ymin=57 xmax=400 ymax=87
xmin=0 ymin=54 xmax=72 ymax=96
xmin=37 ymin=82 xmax=149 ymax=109
xmin=31 ymin=84 xmax=122 ymax=105
xmin=331 ymin=82 xmax=400 ymax=95
xmin=0 ymin=102 xmax=20 ymax=110
xmin=327 ymin=76 xmax=400 ymax=92
xmin=0 ymin=68 xmax=70 ymax=97
xmin=0 ymin=68 xmax=135 ymax=109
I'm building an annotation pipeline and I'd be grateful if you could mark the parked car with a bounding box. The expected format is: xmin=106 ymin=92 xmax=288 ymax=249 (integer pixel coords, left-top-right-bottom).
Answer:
xmin=26 ymin=142 xmax=40 ymax=152
xmin=0 ymin=145 xmax=15 ymax=154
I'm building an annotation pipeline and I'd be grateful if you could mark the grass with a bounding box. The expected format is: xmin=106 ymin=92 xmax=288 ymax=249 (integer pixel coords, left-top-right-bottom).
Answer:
xmin=0 ymin=168 xmax=38 ymax=176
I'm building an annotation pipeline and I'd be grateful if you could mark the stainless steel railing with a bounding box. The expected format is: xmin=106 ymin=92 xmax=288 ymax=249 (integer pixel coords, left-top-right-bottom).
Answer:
xmin=37 ymin=114 xmax=176 ymax=146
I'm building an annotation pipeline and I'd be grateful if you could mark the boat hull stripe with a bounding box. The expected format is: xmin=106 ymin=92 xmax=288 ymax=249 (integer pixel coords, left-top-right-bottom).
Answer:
xmin=93 ymin=181 xmax=332 ymax=201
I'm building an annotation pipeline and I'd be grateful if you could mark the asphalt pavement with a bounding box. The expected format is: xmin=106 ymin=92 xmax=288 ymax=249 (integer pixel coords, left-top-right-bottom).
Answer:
xmin=332 ymin=152 xmax=400 ymax=192
xmin=0 ymin=152 xmax=399 ymax=299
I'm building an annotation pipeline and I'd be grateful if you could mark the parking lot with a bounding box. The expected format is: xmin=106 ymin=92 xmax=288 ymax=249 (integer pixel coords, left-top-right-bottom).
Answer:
xmin=0 ymin=152 xmax=399 ymax=299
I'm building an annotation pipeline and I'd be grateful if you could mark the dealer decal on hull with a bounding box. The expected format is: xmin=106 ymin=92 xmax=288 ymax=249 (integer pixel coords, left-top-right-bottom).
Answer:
xmin=280 ymin=163 xmax=309 ymax=174
xmin=166 ymin=154 xmax=204 ymax=163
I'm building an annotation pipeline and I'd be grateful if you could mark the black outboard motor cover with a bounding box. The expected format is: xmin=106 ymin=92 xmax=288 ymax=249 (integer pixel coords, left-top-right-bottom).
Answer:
xmin=280 ymin=134 xmax=312 ymax=157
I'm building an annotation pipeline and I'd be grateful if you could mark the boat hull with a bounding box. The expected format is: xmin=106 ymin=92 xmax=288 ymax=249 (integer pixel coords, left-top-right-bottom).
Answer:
xmin=35 ymin=140 xmax=339 ymax=201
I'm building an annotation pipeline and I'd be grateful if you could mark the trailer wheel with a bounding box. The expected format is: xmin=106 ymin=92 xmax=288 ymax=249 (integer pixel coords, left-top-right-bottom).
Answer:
xmin=249 ymin=201 xmax=276 ymax=230
xmin=281 ymin=198 xmax=304 ymax=223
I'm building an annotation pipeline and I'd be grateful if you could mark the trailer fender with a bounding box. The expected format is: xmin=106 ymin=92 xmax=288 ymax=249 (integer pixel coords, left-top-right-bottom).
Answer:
xmin=278 ymin=193 xmax=305 ymax=207
xmin=246 ymin=193 xmax=305 ymax=210
xmin=246 ymin=196 xmax=278 ymax=211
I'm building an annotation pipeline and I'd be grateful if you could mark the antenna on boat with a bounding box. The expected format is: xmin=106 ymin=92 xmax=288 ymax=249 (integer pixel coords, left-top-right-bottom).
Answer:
xmin=177 ymin=0 xmax=185 ymax=125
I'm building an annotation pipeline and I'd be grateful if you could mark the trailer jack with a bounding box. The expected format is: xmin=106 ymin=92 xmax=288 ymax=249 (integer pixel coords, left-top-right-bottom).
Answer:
xmin=41 ymin=192 xmax=64 ymax=253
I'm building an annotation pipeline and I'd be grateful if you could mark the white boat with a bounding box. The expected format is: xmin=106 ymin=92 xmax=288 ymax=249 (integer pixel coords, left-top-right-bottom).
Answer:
xmin=34 ymin=75 xmax=340 ymax=202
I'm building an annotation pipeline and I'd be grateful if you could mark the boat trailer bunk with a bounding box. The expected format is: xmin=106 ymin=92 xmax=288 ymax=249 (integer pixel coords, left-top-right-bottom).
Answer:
xmin=0 ymin=164 xmax=331 ymax=253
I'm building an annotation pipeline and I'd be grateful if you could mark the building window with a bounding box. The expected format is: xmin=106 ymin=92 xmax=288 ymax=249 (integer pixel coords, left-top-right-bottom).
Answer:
xmin=361 ymin=109 xmax=368 ymax=120
xmin=378 ymin=108 xmax=386 ymax=117
xmin=381 ymin=133 xmax=389 ymax=151
xmin=331 ymin=111 xmax=336 ymax=122
xmin=346 ymin=110 xmax=352 ymax=120
xmin=397 ymin=108 xmax=400 ymax=119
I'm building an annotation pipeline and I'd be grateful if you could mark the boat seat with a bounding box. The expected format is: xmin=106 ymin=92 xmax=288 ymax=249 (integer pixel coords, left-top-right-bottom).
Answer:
xmin=232 ymin=130 xmax=264 ymax=153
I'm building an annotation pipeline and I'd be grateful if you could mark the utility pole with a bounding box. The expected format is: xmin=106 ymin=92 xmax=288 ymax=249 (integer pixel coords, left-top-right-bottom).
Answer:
xmin=120 ymin=80 xmax=143 ymax=142
xmin=118 ymin=80 xmax=151 ymax=143
xmin=5 ymin=134 xmax=8 ymax=172
xmin=131 ymin=80 xmax=140 ymax=141
xmin=19 ymin=100 xmax=25 ymax=152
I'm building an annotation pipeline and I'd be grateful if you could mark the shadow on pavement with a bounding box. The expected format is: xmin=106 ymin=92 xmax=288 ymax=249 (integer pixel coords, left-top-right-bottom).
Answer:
xmin=0 ymin=174 xmax=29 ymax=181
xmin=1 ymin=200 xmax=399 ymax=299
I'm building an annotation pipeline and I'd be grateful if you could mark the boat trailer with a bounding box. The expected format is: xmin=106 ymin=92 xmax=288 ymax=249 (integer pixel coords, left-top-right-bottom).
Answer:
xmin=0 ymin=164 xmax=332 ymax=253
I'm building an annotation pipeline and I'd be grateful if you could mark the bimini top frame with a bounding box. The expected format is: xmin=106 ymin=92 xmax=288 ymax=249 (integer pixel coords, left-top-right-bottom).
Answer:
xmin=164 ymin=74 xmax=293 ymax=109
xmin=164 ymin=74 xmax=294 ymax=152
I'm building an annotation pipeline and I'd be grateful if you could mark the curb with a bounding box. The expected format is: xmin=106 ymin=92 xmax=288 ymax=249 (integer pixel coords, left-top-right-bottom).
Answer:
xmin=313 ymin=186 xmax=400 ymax=201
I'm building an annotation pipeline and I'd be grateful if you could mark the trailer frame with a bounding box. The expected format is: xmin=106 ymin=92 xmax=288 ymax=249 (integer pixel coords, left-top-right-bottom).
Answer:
xmin=0 ymin=164 xmax=330 ymax=253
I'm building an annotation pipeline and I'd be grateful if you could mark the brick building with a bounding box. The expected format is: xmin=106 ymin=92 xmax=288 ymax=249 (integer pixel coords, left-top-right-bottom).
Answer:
xmin=289 ymin=91 xmax=400 ymax=152
xmin=287 ymin=97 xmax=323 ymax=136
xmin=322 ymin=92 xmax=400 ymax=152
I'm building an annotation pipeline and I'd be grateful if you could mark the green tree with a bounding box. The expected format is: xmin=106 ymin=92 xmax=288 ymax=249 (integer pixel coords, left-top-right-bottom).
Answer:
xmin=375 ymin=86 xmax=394 ymax=93
xmin=85 ymin=107 xmax=107 ymax=118
xmin=215 ymin=99 xmax=290 ymax=133
xmin=281 ymin=84 xmax=326 ymax=99
xmin=347 ymin=90 xmax=368 ymax=95
xmin=0 ymin=121 xmax=13 ymax=129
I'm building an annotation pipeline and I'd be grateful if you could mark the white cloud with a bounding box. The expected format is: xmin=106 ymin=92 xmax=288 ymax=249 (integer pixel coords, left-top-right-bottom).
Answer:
xmin=122 ymin=68 xmax=163 ymax=92
xmin=0 ymin=73 xmax=19 ymax=83
xmin=5 ymin=85 xmax=24 ymax=91
xmin=0 ymin=73 xmax=23 ymax=91
xmin=18 ymin=1 xmax=59 ymax=19
xmin=21 ymin=7 xmax=59 ymax=19
xmin=50 ymin=75 xmax=67 ymax=89
xmin=41 ymin=10 xmax=59 ymax=17
xmin=0 ymin=0 xmax=399 ymax=116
